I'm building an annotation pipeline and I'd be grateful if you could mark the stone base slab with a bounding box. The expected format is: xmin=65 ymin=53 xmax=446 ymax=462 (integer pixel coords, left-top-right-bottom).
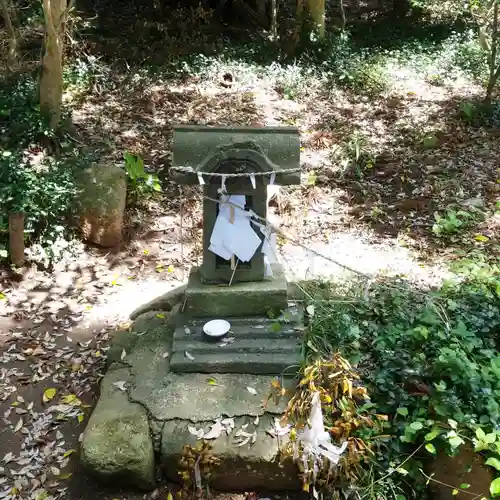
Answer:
xmin=185 ymin=264 xmax=288 ymax=318
xmin=80 ymin=308 xmax=301 ymax=491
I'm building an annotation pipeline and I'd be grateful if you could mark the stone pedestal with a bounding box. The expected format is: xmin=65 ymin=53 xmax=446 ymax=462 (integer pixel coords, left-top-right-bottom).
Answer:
xmin=185 ymin=263 xmax=288 ymax=318
xmin=169 ymin=263 xmax=303 ymax=375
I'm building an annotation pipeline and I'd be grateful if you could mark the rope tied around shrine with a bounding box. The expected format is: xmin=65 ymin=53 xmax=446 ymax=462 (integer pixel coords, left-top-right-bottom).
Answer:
xmin=170 ymin=165 xmax=303 ymax=178
xmin=179 ymin=187 xmax=437 ymax=307
xmin=200 ymin=192 xmax=373 ymax=280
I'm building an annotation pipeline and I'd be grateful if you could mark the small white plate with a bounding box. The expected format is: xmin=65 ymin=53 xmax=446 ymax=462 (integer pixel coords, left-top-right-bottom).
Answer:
xmin=203 ymin=319 xmax=231 ymax=338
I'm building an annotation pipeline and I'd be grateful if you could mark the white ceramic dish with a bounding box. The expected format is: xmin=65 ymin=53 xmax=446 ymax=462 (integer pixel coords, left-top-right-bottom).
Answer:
xmin=203 ymin=319 xmax=231 ymax=339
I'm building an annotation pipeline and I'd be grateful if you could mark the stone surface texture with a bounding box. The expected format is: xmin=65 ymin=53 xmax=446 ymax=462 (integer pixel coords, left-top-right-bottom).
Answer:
xmin=81 ymin=286 xmax=304 ymax=492
xmin=169 ymin=305 xmax=304 ymax=374
xmin=75 ymin=164 xmax=127 ymax=247
xmin=107 ymin=308 xmax=178 ymax=368
xmin=161 ymin=414 xmax=299 ymax=491
xmin=130 ymin=372 xmax=291 ymax=423
xmin=170 ymin=126 xmax=301 ymax=186
xmin=185 ymin=264 xmax=288 ymax=318
xmin=130 ymin=285 xmax=186 ymax=320
xmin=80 ymin=368 xmax=156 ymax=489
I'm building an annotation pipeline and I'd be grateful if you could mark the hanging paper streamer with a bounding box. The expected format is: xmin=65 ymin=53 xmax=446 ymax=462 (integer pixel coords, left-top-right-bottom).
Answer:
xmin=197 ymin=173 xmax=205 ymax=185
xmin=258 ymin=224 xmax=278 ymax=277
xmin=306 ymin=248 xmax=316 ymax=279
xmin=249 ymin=173 xmax=256 ymax=190
xmin=293 ymin=392 xmax=347 ymax=498
xmin=209 ymin=195 xmax=261 ymax=263
xmin=218 ymin=175 xmax=227 ymax=195
xmin=269 ymin=172 xmax=276 ymax=185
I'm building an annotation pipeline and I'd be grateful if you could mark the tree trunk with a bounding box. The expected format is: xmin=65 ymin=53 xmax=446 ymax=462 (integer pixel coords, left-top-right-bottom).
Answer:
xmin=292 ymin=0 xmax=306 ymax=49
xmin=271 ymin=0 xmax=277 ymax=40
xmin=339 ymin=0 xmax=346 ymax=31
xmin=1 ymin=0 xmax=17 ymax=72
xmin=306 ymin=0 xmax=325 ymax=38
xmin=9 ymin=212 xmax=25 ymax=266
xmin=40 ymin=0 xmax=68 ymax=130
xmin=486 ymin=1 xmax=499 ymax=103
xmin=486 ymin=64 xmax=500 ymax=103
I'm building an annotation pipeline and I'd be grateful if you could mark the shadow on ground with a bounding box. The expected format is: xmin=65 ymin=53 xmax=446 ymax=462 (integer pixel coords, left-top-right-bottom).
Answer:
xmin=304 ymin=89 xmax=500 ymax=259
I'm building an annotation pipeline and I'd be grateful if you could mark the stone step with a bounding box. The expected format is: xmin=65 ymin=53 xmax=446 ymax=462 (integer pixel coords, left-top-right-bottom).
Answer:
xmin=173 ymin=336 xmax=302 ymax=354
xmin=170 ymin=305 xmax=305 ymax=374
xmin=174 ymin=304 xmax=304 ymax=339
xmin=169 ymin=351 xmax=302 ymax=374
xmin=174 ymin=322 xmax=303 ymax=341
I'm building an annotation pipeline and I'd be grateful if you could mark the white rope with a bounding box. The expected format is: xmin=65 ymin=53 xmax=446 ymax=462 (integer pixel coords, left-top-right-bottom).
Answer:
xmin=201 ymin=193 xmax=373 ymax=279
xmin=170 ymin=166 xmax=303 ymax=177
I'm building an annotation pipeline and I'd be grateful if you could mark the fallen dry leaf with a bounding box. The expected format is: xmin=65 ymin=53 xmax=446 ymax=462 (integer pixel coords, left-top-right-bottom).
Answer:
xmin=203 ymin=420 xmax=224 ymax=440
xmin=43 ymin=388 xmax=57 ymax=403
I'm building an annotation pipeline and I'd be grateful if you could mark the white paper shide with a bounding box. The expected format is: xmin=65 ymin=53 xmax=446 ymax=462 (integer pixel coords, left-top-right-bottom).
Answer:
xmin=209 ymin=194 xmax=261 ymax=264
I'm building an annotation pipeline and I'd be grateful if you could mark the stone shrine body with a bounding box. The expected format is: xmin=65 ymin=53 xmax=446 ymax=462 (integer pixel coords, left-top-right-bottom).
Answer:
xmin=169 ymin=125 xmax=304 ymax=374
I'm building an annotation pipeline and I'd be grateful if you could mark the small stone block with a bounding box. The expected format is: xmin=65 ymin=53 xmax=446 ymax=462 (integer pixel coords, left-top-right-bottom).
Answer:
xmin=161 ymin=413 xmax=300 ymax=491
xmin=185 ymin=264 xmax=288 ymax=318
xmin=80 ymin=368 xmax=156 ymax=490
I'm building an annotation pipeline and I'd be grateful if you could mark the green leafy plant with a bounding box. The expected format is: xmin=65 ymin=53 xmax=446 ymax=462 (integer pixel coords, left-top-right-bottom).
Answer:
xmin=0 ymin=149 xmax=83 ymax=264
xmin=460 ymin=101 xmax=479 ymax=122
xmin=305 ymin=261 xmax=500 ymax=498
xmin=432 ymin=209 xmax=475 ymax=237
xmin=123 ymin=152 xmax=161 ymax=205
xmin=343 ymin=132 xmax=376 ymax=179
xmin=421 ymin=134 xmax=439 ymax=149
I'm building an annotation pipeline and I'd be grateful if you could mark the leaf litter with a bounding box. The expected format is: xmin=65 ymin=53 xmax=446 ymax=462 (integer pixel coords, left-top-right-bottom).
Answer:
xmin=2 ymin=7 xmax=498 ymax=499
xmin=0 ymin=262 xmax=120 ymax=499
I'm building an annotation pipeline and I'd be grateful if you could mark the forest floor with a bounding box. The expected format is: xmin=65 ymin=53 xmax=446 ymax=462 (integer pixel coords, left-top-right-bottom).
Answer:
xmin=1 ymin=4 xmax=500 ymax=500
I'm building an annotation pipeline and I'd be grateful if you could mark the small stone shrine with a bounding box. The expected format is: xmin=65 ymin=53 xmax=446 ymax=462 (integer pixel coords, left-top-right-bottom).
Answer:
xmin=79 ymin=126 xmax=307 ymax=491
xmin=169 ymin=125 xmax=304 ymax=374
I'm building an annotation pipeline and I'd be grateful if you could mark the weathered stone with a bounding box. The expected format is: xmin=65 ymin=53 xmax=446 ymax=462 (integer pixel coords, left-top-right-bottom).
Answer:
xmin=171 ymin=126 xmax=301 ymax=186
xmin=75 ymin=164 xmax=127 ymax=247
xmin=129 ymin=372 xmax=292 ymax=423
xmin=107 ymin=309 xmax=177 ymax=368
xmin=80 ymin=368 xmax=155 ymax=490
xmin=185 ymin=264 xmax=288 ymax=318
xmin=169 ymin=352 xmax=301 ymax=374
xmin=107 ymin=331 xmax=137 ymax=369
xmin=130 ymin=285 xmax=186 ymax=320
xmin=429 ymin=445 xmax=493 ymax=499
xmin=161 ymin=413 xmax=299 ymax=491
xmin=170 ymin=304 xmax=303 ymax=374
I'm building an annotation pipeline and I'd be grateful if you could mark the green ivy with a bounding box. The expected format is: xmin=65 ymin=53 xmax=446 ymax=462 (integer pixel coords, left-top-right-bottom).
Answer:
xmin=306 ymin=261 xmax=500 ymax=497
xmin=0 ymin=150 xmax=85 ymax=261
